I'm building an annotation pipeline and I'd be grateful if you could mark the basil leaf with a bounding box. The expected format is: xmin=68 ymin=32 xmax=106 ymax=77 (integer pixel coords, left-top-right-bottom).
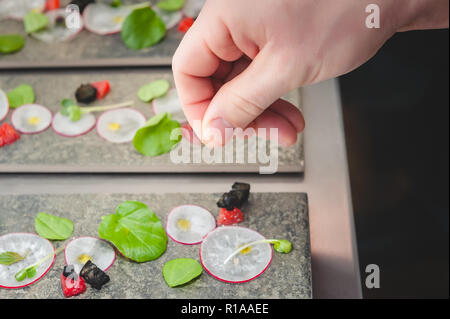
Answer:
xmin=0 ymin=34 xmax=25 ymax=54
xmin=157 ymin=0 xmax=184 ymax=11
xmin=121 ymin=7 xmax=166 ymax=50
xmin=98 ymin=201 xmax=167 ymax=262
xmin=0 ymin=251 xmax=26 ymax=265
xmin=163 ymin=258 xmax=202 ymax=287
xmin=24 ymin=12 xmax=49 ymax=34
xmin=137 ymin=79 xmax=170 ymax=102
xmin=133 ymin=113 xmax=181 ymax=157
xmin=273 ymin=239 xmax=292 ymax=253
xmin=7 ymin=84 xmax=35 ymax=109
xmin=35 ymin=212 xmax=74 ymax=240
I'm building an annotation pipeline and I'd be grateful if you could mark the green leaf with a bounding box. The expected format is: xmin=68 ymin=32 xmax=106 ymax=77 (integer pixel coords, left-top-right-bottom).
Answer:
xmin=137 ymin=79 xmax=170 ymax=102
xmin=35 ymin=212 xmax=74 ymax=240
xmin=133 ymin=113 xmax=182 ymax=157
xmin=163 ymin=258 xmax=202 ymax=287
xmin=60 ymin=99 xmax=81 ymax=121
xmin=110 ymin=0 xmax=122 ymax=8
xmin=98 ymin=201 xmax=167 ymax=262
xmin=24 ymin=12 xmax=49 ymax=34
xmin=15 ymin=269 xmax=27 ymax=282
xmin=0 ymin=251 xmax=26 ymax=265
xmin=7 ymin=84 xmax=35 ymax=109
xmin=0 ymin=34 xmax=25 ymax=54
xmin=157 ymin=0 xmax=184 ymax=11
xmin=121 ymin=7 xmax=166 ymax=50
xmin=273 ymin=239 xmax=292 ymax=253
xmin=26 ymin=266 xmax=37 ymax=278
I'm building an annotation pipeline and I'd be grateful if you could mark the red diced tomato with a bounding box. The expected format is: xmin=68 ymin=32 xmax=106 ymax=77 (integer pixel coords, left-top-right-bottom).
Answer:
xmin=90 ymin=80 xmax=111 ymax=99
xmin=45 ymin=0 xmax=60 ymax=11
xmin=178 ymin=17 xmax=194 ymax=33
xmin=60 ymin=273 xmax=86 ymax=298
xmin=0 ymin=123 xmax=20 ymax=147
xmin=217 ymin=207 xmax=244 ymax=226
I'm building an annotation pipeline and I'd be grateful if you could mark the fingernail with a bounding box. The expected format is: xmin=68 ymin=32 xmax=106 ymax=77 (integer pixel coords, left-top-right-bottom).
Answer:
xmin=203 ymin=118 xmax=234 ymax=146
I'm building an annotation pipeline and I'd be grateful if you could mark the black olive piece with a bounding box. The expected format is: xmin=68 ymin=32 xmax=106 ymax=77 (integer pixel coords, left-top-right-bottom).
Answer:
xmin=217 ymin=190 xmax=246 ymax=210
xmin=80 ymin=260 xmax=110 ymax=290
xmin=62 ymin=265 xmax=78 ymax=281
xmin=70 ymin=0 xmax=95 ymax=13
xmin=75 ymin=84 xmax=97 ymax=104
xmin=231 ymin=182 xmax=250 ymax=193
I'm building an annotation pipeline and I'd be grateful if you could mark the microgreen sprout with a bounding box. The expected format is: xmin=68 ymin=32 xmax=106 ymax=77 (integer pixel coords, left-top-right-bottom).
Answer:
xmin=223 ymin=239 xmax=292 ymax=265
xmin=60 ymin=99 xmax=134 ymax=122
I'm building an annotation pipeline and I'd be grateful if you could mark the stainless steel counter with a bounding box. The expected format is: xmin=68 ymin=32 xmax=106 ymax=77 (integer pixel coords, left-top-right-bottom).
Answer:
xmin=0 ymin=78 xmax=361 ymax=298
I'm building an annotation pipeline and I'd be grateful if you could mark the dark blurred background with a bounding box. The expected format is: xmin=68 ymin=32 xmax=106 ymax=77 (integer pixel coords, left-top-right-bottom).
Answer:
xmin=339 ymin=29 xmax=449 ymax=298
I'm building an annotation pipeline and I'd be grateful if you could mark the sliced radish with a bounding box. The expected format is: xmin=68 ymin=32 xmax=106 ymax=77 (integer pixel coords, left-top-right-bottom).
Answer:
xmin=96 ymin=108 xmax=145 ymax=143
xmin=166 ymin=205 xmax=216 ymax=245
xmin=200 ymin=226 xmax=273 ymax=283
xmin=52 ymin=111 xmax=96 ymax=137
xmin=0 ymin=0 xmax=46 ymax=21
xmin=153 ymin=6 xmax=183 ymax=30
xmin=182 ymin=0 xmax=205 ymax=18
xmin=0 ymin=89 xmax=9 ymax=122
xmin=64 ymin=236 xmax=116 ymax=274
xmin=0 ymin=233 xmax=55 ymax=289
xmin=11 ymin=104 xmax=52 ymax=134
xmin=31 ymin=8 xmax=84 ymax=43
xmin=152 ymin=89 xmax=186 ymax=122
xmin=83 ymin=3 xmax=132 ymax=35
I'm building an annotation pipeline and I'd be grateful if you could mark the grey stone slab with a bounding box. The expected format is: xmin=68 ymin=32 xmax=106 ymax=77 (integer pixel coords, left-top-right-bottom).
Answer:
xmin=0 ymin=0 xmax=181 ymax=68
xmin=0 ymin=69 xmax=304 ymax=173
xmin=0 ymin=192 xmax=311 ymax=299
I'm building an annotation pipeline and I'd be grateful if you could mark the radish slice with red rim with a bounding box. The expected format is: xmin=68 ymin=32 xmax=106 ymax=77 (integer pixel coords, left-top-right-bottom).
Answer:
xmin=83 ymin=3 xmax=132 ymax=35
xmin=0 ymin=0 xmax=46 ymax=21
xmin=11 ymin=104 xmax=52 ymax=134
xmin=96 ymin=108 xmax=146 ymax=143
xmin=64 ymin=236 xmax=116 ymax=274
xmin=31 ymin=8 xmax=84 ymax=43
xmin=182 ymin=0 xmax=205 ymax=18
xmin=0 ymin=89 xmax=9 ymax=122
xmin=166 ymin=205 xmax=216 ymax=245
xmin=153 ymin=6 xmax=183 ymax=29
xmin=52 ymin=112 xmax=96 ymax=137
xmin=0 ymin=233 xmax=55 ymax=289
xmin=200 ymin=226 xmax=273 ymax=283
xmin=152 ymin=89 xmax=186 ymax=122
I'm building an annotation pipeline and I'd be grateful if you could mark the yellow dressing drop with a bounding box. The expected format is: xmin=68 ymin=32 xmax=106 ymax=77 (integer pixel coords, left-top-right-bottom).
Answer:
xmin=28 ymin=116 xmax=40 ymax=125
xmin=77 ymin=254 xmax=92 ymax=264
xmin=240 ymin=246 xmax=252 ymax=255
xmin=113 ymin=16 xmax=124 ymax=24
xmin=177 ymin=219 xmax=191 ymax=231
xmin=108 ymin=122 xmax=121 ymax=131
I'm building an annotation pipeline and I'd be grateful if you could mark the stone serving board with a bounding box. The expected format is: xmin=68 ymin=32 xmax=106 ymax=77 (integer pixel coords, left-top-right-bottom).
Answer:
xmin=0 ymin=69 xmax=304 ymax=173
xmin=0 ymin=0 xmax=183 ymax=68
xmin=0 ymin=192 xmax=311 ymax=299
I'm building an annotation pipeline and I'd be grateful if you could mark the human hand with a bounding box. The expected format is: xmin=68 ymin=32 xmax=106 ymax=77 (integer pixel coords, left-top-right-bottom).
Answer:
xmin=172 ymin=0 xmax=447 ymax=146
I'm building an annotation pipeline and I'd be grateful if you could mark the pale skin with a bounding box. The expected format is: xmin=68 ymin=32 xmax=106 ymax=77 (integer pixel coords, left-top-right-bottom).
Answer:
xmin=172 ymin=0 xmax=449 ymax=146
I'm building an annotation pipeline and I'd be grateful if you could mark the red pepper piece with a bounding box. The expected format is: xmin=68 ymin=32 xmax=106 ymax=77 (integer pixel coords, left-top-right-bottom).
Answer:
xmin=217 ymin=207 xmax=244 ymax=226
xmin=0 ymin=123 xmax=20 ymax=147
xmin=45 ymin=0 xmax=60 ymax=11
xmin=90 ymin=80 xmax=110 ymax=100
xmin=178 ymin=17 xmax=194 ymax=33
xmin=60 ymin=273 xmax=86 ymax=298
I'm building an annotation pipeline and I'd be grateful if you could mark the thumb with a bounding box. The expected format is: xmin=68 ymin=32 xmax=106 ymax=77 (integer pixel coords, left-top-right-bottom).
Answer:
xmin=201 ymin=49 xmax=293 ymax=145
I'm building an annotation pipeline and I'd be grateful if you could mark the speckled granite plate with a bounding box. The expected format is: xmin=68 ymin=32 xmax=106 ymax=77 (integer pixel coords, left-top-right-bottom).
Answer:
xmin=0 ymin=69 xmax=304 ymax=173
xmin=0 ymin=192 xmax=311 ymax=299
xmin=0 ymin=0 xmax=181 ymax=68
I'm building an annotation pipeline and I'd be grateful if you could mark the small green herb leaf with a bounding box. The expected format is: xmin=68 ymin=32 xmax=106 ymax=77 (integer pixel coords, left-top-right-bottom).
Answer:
xmin=0 ymin=34 xmax=25 ymax=54
xmin=24 ymin=12 xmax=49 ymax=34
xmin=14 ymin=269 xmax=27 ymax=282
xmin=110 ymin=0 xmax=122 ymax=8
xmin=163 ymin=258 xmax=202 ymax=287
xmin=121 ymin=7 xmax=166 ymax=50
xmin=7 ymin=84 xmax=35 ymax=109
xmin=98 ymin=201 xmax=167 ymax=262
xmin=273 ymin=239 xmax=292 ymax=253
xmin=157 ymin=0 xmax=184 ymax=11
xmin=26 ymin=266 xmax=37 ymax=278
xmin=137 ymin=79 xmax=170 ymax=102
xmin=133 ymin=113 xmax=181 ymax=157
xmin=0 ymin=251 xmax=26 ymax=265
xmin=35 ymin=212 xmax=74 ymax=240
